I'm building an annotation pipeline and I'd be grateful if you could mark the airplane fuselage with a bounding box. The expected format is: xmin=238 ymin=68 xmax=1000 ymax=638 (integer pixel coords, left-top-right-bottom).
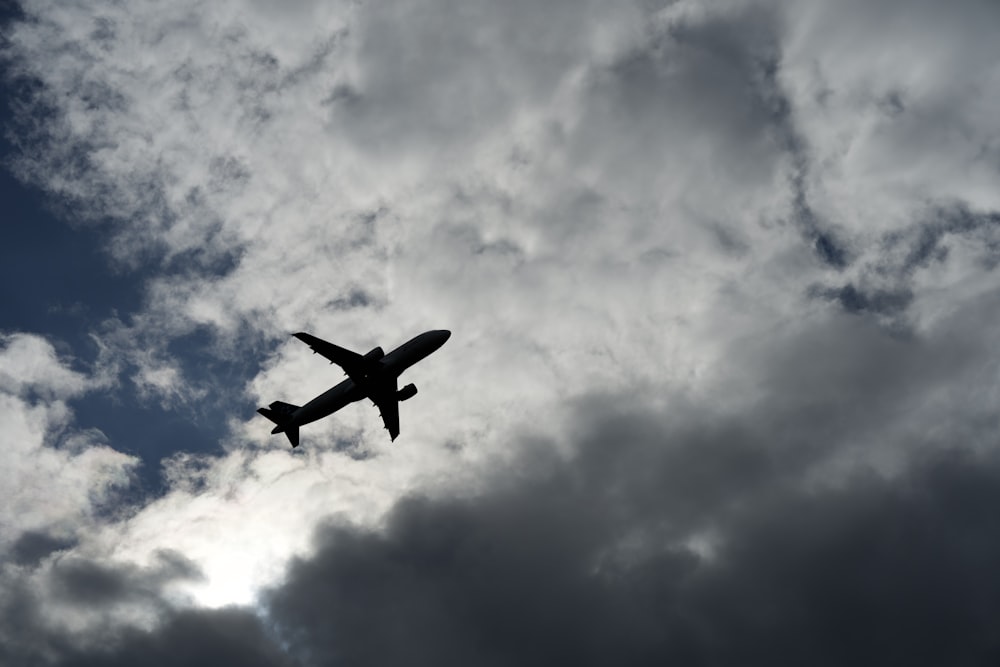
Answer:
xmin=286 ymin=329 xmax=450 ymax=430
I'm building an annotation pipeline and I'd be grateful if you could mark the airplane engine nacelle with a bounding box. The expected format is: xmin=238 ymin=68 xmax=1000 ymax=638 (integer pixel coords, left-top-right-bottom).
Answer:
xmin=397 ymin=383 xmax=418 ymax=401
xmin=363 ymin=346 xmax=384 ymax=363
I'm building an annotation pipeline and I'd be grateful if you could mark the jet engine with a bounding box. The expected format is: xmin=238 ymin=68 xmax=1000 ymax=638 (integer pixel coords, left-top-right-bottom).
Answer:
xmin=397 ymin=383 xmax=418 ymax=401
xmin=362 ymin=346 xmax=384 ymax=363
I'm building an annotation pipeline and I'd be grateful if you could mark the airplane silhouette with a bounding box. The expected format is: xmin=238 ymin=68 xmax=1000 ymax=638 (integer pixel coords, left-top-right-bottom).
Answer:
xmin=258 ymin=329 xmax=451 ymax=447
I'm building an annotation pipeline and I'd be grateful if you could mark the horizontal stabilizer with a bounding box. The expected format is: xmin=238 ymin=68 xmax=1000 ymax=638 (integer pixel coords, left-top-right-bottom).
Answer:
xmin=269 ymin=400 xmax=299 ymax=415
xmin=257 ymin=406 xmax=301 ymax=448
xmin=257 ymin=401 xmax=299 ymax=426
xmin=257 ymin=407 xmax=278 ymax=423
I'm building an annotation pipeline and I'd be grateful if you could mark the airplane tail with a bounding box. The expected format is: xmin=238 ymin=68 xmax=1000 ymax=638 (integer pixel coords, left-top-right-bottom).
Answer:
xmin=256 ymin=401 xmax=301 ymax=448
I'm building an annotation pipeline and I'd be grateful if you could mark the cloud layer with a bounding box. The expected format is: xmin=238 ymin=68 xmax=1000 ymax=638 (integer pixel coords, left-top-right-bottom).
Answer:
xmin=3 ymin=0 xmax=1000 ymax=664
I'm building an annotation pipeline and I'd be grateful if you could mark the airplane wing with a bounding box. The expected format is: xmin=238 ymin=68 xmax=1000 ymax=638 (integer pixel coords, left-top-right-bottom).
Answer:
xmin=293 ymin=332 xmax=367 ymax=379
xmin=369 ymin=377 xmax=401 ymax=441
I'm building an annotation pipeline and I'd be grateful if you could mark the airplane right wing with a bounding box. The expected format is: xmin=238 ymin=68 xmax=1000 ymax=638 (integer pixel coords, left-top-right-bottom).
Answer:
xmin=293 ymin=332 xmax=367 ymax=379
xmin=369 ymin=378 xmax=401 ymax=441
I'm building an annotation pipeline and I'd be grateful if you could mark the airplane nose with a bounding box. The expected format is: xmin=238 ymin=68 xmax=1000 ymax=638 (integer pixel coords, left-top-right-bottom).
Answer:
xmin=437 ymin=330 xmax=451 ymax=343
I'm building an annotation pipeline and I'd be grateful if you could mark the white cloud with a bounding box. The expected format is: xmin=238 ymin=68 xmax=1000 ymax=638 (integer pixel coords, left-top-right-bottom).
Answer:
xmin=0 ymin=334 xmax=136 ymax=550
xmin=0 ymin=333 xmax=90 ymax=399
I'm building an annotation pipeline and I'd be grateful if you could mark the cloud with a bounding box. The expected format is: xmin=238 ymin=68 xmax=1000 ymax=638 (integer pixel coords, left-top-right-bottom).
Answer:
xmin=259 ymin=302 xmax=1000 ymax=665
xmin=5 ymin=279 xmax=1000 ymax=662
xmin=3 ymin=0 xmax=1000 ymax=664
xmin=0 ymin=333 xmax=142 ymax=662
xmin=265 ymin=448 xmax=1000 ymax=666
xmin=0 ymin=334 xmax=136 ymax=554
xmin=0 ymin=332 xmax=90 ymax=399
xmin=1 ymin=571 xmax=288 ymax=667
xmin=54 ymin=607 xmax=290 ymax=667
xmin=778 ymin=0 xmax=1000 ymax=325
xmin=4 ymin=0 xmax=997 ymax=348
xmin=19 ymin=296 xmax=999 ymax=665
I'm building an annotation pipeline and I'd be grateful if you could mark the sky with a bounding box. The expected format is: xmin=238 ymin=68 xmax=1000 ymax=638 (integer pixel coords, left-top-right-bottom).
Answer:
xmin=2 ymin=0 xmax=1000 ymax=664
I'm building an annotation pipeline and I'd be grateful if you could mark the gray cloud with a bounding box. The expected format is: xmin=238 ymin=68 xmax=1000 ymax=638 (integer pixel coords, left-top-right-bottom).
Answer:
xmin=56 ymin=608 xmax=291 ymax=667
xmin=259 ymin=300 xmax=1000 ymax=665
xmin=260 ymin=338 xmax=996 ymax=667
xmin=9 ymin=531 xmax=76 ymax=567
xmin=48 ymin=550 xmax=200 ymax=609
xmin=263 ymin=448 xmax=1000 ymax=667
xmin=807 ymin=204 xmax=1000 ymax=329
xmin=0 ymin=549 xmax=205 ymax=666
xmin=4 ymin=606 xmax=290 ymax=667
xmin=256 ymin=304 xmax=1000 ymax=665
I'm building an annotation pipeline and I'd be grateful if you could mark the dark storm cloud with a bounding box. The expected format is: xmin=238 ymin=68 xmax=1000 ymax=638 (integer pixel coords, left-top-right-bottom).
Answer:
xmin=265 ymin=449 xmax=1000 ymax=667
xmin=60 ymin=608 xmax=292 ymax=667
xmin=256 ymin=307 xmax=1000 ymax=666
xmin=690 ymin=450 xmax=1000 ymax=666
xmin=48 ymin=550 xmax=200 ymax=608
xmin=260 ymin=359 xmax=1000 ymax=667
xmin=0 ymin=532 xmax=285 ymax=666
xmin=0 ymin=550 xmax=211 ymax=666
xmin=4 ymin=607 xmax=291 ymax=667
xmin=9 ymin=531 xmax=76 ymax=567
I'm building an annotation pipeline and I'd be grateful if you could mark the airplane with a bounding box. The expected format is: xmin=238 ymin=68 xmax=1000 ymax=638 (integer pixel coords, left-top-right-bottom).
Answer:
xmin=257 ymin=329 xmax=450 ymax=447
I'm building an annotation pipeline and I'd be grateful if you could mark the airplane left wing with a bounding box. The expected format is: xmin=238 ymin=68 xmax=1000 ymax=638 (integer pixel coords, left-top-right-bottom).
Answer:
xmin=369 ymin=378 xmax=401 ymax=441
xmin=293 ymin=332 xmax=367 ymax=379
